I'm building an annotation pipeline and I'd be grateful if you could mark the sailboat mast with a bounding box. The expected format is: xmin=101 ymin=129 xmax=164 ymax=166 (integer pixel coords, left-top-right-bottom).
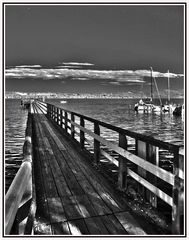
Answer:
xmin=150 ymin=67 xmax=153 ymax=100
xmin=167 ymin=69 xmax=170 ymax=102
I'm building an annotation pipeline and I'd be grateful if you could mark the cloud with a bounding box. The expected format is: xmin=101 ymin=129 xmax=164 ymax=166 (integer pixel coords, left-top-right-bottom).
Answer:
xmin=109 ymin=82 xmax=121 ymax=85
xmin=116 ymin=76 xmax=145 ymax=83
xmin=15 ymin=65 xmax=41 ymax=68
xmin=72 ymin=77 xmax=89 ymax=81
xmin=135 ymin=69 xmax=184 ymax=78
xmin=56 ymin=65 xmax=83 ymax=69
xmin=5 ymin=66 xmax=183 ymax=86
xmin=61 ymin=62 xmax=94 ymax=66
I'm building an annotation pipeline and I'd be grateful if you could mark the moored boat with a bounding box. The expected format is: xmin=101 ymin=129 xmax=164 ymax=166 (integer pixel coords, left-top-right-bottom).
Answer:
xmin=60 ymin=100 xmax=67 ymax=104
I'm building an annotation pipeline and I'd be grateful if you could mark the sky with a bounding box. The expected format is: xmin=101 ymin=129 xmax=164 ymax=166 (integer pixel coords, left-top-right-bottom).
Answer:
xmin=5 ymin=4 xmax=184 ymax=96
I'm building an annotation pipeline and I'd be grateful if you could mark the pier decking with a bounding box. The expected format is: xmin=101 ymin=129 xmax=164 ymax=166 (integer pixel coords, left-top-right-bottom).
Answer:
xmin=32 ymin=111 xmax=146 ymax=235
xmin=5 ymin=100 xmax=184 ymax=236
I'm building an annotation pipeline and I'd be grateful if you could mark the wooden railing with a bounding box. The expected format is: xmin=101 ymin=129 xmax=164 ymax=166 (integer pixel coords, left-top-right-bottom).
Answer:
xmin=5 ymin=104 xmax=36 ymax=235
xmin=33 ymin=100 xmax=184 ymax=235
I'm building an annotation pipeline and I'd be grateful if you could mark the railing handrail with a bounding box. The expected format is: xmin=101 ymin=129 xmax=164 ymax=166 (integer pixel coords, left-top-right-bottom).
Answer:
xmin=5 ymin=162 xmax=32 ymax=234
xmin=35 ymin=99 xmax=181 ymax=151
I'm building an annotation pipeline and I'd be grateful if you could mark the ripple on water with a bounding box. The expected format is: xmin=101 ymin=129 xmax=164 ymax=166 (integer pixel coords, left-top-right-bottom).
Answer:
xmin=5 ymin=99 xmax=28 ymax=192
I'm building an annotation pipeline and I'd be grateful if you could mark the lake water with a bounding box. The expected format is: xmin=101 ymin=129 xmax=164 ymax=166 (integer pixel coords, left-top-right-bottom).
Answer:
xmin=48 ymin=98 xmax=184 ymax=146
xmin=5 ymin=99 xmax=28 ymax=192
xmin=5 ymin=98 xmax=184 ymax=191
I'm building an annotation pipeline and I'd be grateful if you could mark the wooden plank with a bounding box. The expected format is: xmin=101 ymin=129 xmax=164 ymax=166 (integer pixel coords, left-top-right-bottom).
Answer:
xmin=39 ymin=150 xmax=58 ymax=198
xmin=68 ymin=219 xmax=89 ymax=235
xmin=59 ymin=149 xmax=87 ymax=181
xmin=33 ymin=223 xmax=52 ymax=235
xmin=32 ymin=119 xmax=52 ymax=228
xmin=73 ymin=195 xmax=98 ymax=218
xmin=92 ymin=180 xmax=124 ymax=213
xmin=61 ymin=197 xmax=84 ymax=220
xmin=42 ymin=138 xmax=72 ymax=197
xmin=33 ymin=121 xmax=59 ymax=198
xmin=72 ymin=121 xmax=174 ymax=185
xmin=115 ymin=212 xmax=147 ymax=235
xmin=47 ymin=198 xmax=67 ymax=223
xmin=68 ymin=150 xmax=125 ymax=213
xmin=100 ymin=214 xmax=128 ymax=234
xmin=42 ymin=119 xmax=128 ymax=214
xmin=36 ymin=120 xmax=70 ymax=201
xmin=40 ymin=126 xmax=85 ymax=196
xmin=100 ymin=149 xmax=118 ymax=166
xmin=51 ymin=222 xmax=71 ymax=235
xmin=78 ymin=180 xmax=112 ymax=215
xmin=55 ymin=133 xmax=127 ymax=213
xmin=34 ymin=120 xmax=87 ymax=221
xmin=61 ymin=194 xmax=97 ymax=219
xmin=32 ymin=144 xmax=50 ymax=225
xmin=84 ymin=216 xmax=109 ymax=234
xmin=128 ymin=168 xmax=173 ymax=207
xmin=43 ymin=121 xmax=66 ymax=151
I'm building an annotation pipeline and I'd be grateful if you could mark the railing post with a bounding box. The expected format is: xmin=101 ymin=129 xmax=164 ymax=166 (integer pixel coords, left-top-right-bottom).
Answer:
xmin=118 ymin=133 xmax=128 ymax=190
xmin=56 ymin=108 xmax=59 ymax=124
xmin=136 ymin=140 xmax=147 ymax=200
xmin=80 ymin=117 xmax=85 ymax=148
xmin=94 ymin=122 xmax=100 ymax=165
xmin=46 ymin=104 xmax=50 ymax=117
xmin=172 ymin=148 xmax=184 ymax=234
xmin=64 ymin=111 xmax=68 ymax=133
xmin=52 ymin=106 xmax=55 ymax=120
xmin=71 ymin=113 xmax=75 ymax=139
xmin=60 ymin=109 xmax=63 ymax=128
xmin=51 ymin=105 xmax=53 ymax=119
xmin=146 ymin=144 xmax=159 ymax=208
xmin=57 ymin=108 xmax=60 ymax=125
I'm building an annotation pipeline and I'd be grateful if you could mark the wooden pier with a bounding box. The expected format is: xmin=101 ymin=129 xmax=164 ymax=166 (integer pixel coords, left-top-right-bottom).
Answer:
xmin=5 ymin=100 xmax=184 ymax=235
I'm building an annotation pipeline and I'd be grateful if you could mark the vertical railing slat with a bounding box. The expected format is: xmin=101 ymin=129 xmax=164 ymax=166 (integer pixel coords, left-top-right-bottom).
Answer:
xmin=71 ymin=113 xmax=75 ymax=139
xmin=64 ymin=112 xmax=68 ymax=133
xmin=118 ymin=133 xmax=128 ymax=190
xmin=146 ymin=144 xmax=159 ymax=207
xmin=94 ymin=122 xmax=100 ymax=165
xmin=172 ymin=148 xmax=184 ymax=234
xmin=80 ymin=117 xmax=85 ymax=148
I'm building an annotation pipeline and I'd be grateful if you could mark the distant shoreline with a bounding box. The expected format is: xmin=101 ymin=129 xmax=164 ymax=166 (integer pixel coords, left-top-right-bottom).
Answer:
xmin=5 ymin=92 xmax=184 ymax=100
xmin=5 ymin=96 xmax=184 ymax=100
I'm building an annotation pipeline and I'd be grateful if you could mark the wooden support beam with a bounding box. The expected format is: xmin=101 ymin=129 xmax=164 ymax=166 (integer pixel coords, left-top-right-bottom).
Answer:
xmin=80 ymin=117 xmax=85 ymax=148
xmin=118 ymin=133 xmax=128 ymax=190
xmin=71 ymin=113 xmax=75 ymax=139
xmin=137 ymin=140 xmax=147 ymax=200
xmin=94 ymin=122 xmax=100 ymax=165
xmin=146 ymin=144 xmax=159 ymax=208
xmin=172 ymin=149 xmax=184 ymax=234
xmin=64 ymin=112 xmax=68 ymax=133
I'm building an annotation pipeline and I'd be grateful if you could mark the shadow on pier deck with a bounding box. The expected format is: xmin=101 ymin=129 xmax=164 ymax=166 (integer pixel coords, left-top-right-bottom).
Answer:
xmin=32 ymin=112 xmax=149 ymax=235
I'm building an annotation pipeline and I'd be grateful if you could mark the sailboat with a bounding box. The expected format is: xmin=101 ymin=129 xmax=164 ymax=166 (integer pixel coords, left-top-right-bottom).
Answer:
xmin=134 ymin=68 xmax=179 ymax=114
xmin=134 ymin=67 xmax=161 ymax=113
xmin=161 ymin=70 xmax=173 ymax=113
